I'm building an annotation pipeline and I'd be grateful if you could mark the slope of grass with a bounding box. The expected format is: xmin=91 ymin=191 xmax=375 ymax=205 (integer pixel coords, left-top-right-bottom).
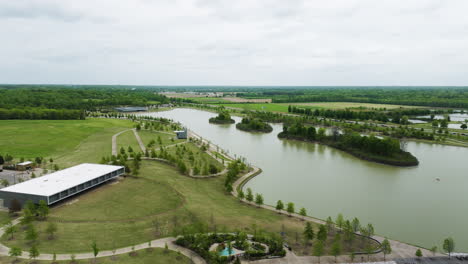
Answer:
xmin=117 ymin=130 xmax=142 ymax=153
xmin=0 ymin=119 xmax=134 ymax=160
xmin=0 ymin=248 xmax=191 ymax=264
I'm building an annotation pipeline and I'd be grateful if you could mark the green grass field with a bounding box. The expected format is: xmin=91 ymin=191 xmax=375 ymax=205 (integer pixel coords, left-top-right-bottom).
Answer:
xmin=165 ymin=142 xmax=225 ymax=174
xmin=0 ymin=119 xmax=134 ymax=168
xmin=0 ymin=248 xmax=190 ymax=264
xmin=117 ymin=130 xmax=142 ymax=153
xmin=213 ymin=102 xmax=422 ymax=113
xmin=137 ymin=130 xmax=184 ymax=148
xmin=48 ymin=177 xmax=183 ymax=222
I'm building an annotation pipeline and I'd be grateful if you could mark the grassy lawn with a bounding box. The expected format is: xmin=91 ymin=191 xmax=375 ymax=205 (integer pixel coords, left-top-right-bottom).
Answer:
xmin=164 ymin=142 xmax=225 ymax=174
xmin=117 ymin=130 xmax=142 ymax=153
xmin=1 ymin=160 xmax=378 ymax=255
xmin=48 ymin=177 xmax=183 ymax=222
xmin=217 ymin=103 xmax=290 ymax=113
xmin=0 ymin=212 xmax=12 ymax=226
xmin=138 ymin=130 xmax=185 ymax=148
xmin=0 ymin=119 xmax=134 ymax=161
xmin=0 ymin=248 xmax=191 ymax=264
xmin=291 ymin=102 xmax=422 ymax=110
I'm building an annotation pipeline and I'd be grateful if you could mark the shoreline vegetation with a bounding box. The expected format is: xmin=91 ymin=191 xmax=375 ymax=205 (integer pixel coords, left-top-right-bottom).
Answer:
xmin=208 ymin=110 xmax=235 ymax=124
xmin=236 ymin=117 xmax=273 ymax=133
xmin=278 ymin=123 xmax=419 ymax=167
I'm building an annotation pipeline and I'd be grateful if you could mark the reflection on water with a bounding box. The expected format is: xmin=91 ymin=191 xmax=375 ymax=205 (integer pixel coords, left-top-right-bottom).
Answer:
xmin=140 ymin=108 xmax=468 ymax=251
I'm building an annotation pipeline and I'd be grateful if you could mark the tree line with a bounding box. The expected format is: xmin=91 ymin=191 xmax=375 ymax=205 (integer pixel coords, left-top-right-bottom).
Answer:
xmin=0 ymin=108 xmax=85 ymax=120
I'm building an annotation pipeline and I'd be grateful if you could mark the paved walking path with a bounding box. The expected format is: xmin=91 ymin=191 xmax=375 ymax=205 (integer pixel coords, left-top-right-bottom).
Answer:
xmin=132 ymin=128 xmax=147 ymax=153
xmin=0 ymin=219 xmax=206 ymax=263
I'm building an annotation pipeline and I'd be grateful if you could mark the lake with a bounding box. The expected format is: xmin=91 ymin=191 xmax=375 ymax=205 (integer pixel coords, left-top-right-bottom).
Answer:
xmin=142 ymin=108 xmax=468 ymax=251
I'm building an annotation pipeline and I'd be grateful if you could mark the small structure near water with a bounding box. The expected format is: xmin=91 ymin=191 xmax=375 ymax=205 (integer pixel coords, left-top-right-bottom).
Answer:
xmin=175 ymin=128 xmax=188 ymax=139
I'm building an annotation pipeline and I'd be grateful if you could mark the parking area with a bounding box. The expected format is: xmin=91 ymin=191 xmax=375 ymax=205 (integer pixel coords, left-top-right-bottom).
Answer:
xmin=0 ymin=168 xmax=44 ymax=187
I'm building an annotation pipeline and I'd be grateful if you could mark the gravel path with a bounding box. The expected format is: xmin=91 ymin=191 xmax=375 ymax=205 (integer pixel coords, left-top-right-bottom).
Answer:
xmin=111 ymin=129 xmax=132 ymax=156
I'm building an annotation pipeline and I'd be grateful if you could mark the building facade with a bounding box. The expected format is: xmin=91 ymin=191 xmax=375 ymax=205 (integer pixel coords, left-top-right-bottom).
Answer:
xmin=0 ymin=163 xmax=124 ymax=208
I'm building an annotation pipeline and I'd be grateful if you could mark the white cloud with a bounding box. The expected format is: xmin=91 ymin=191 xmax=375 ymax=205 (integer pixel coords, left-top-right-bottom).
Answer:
xmin=0 ymin=0 xmax=467 ymax=85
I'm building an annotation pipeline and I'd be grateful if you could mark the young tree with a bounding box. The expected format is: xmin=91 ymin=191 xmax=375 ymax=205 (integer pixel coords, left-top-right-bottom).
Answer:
xmin=0 ymin=155 xmax=4 ymax=165
xmin=46 ymin=222 xmax=58 ymax=239
xmin=381 ymin=238 xmax=392 ymax=261
xmin=275 ymin=200 xmax=284 ymax=212
xmin=331 ymin=240 xmax=342 ymax=263
xmin=5 ymin=221 xmax=18 ymax=240
xmin=238 ymin=190 xmax=245 ymax=201
xmin=92 ymin=240 xmax=99 ymax=259
xmin=29 ymin=244 xmax=39 ymax=260
xmin=430 ymin=246 xmax=438 ymax=256
xmin=317 ymin=224 xmax=327 ymax=242
xmin=351 ymin=217 xmax=360 ymax=233
xmin=246 ymin=188 xmax=254 ymax=202
xmin=254 ymin=193 xmax=264 ymax=207
xmin=9 ymin=246 xmax=22 ymax=262
xmin=326 ymin=216 xmax=334 ymax=232
xmin=313 ymin=240 xmax=324 ymax=263
xmin=299 ymin=207 xmax=307 ymax=218
xmin=287 ymin=202 xmax=295 ymax=216
xmin=303 ymin=222 xmax=315 ymax=244
xmin=335 ymin=213 xmax=344 ymax=231
xmin=37 ymin=200 xmax=50 ymax=220
xmin=461 ymin=124 xmax=467 ymax=130
xmin=443 ymin=237 xmax=455 ymax=258
xmin=416 ymin=248 xmax=423 ymax=258
xmin=25 ymin=224 xmax=38 ymax=243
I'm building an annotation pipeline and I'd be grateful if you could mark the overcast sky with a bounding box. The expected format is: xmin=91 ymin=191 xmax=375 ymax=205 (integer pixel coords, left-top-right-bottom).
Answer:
xmin=1 ymin=0 xmax=467 ymax=86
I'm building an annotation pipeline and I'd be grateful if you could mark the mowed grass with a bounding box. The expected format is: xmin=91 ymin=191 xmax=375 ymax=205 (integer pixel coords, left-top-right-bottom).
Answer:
xmin=49 ymin=177 xmax=183 ymax=221
xmin=0 ymin=118 xmax=134 ymax=167
xmin=117 ymin=130 xmax=142 ymax=153
xmin=165 ymin=142 xmax=225 ymax=173
xmin=0 ymin=248 xmax=190 ymax=264
xmin=291 ymin=102 xmax=423 ymax=110
xmin=138 ymin=130 xmax=185 ymax=148
xmin=218 ymin=103 xmax=291 ymax=113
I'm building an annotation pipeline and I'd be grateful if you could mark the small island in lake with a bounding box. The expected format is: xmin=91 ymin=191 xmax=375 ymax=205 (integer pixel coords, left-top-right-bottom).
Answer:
xmin=278 ymin=122 xmax=419 ymax=167
xmin=209 ymin=111 xmax=235 ymax=124
xmin=236 ymin=117 xmax=273 ymax=133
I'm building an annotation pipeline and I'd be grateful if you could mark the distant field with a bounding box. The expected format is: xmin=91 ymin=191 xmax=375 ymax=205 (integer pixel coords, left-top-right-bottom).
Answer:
xmin=0 ymin=119 xmax=134 ymax=165
xmin=290 ymin=102 xmax=423 ymax=109
xmin=214 ymin=102 xmax=423 ymax=113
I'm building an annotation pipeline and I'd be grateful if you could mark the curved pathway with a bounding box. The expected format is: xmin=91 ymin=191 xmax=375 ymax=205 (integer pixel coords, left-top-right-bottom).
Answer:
xmin=111 ymin=129 xmax=132 ymax=156
xmin=133 ymin=128 xmax=147 ymax=153
xmin=0 ymin=219 xmax=205 ymax=263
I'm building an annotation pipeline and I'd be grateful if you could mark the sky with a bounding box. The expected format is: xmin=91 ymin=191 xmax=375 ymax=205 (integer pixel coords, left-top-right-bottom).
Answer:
xmin=1 ymin=0 xmax=468 ymax=86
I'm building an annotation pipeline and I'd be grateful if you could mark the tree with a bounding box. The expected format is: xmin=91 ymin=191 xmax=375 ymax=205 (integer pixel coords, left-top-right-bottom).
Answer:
xmin=254 ymin=193 xmax=264 ymax=207
xmin=443 ymin=237 xmax=455 ymax=258
xmin=313 ymin=240 xmax=324 ymax=263
xmin=92 ymin=240 xmax=99 ymax=259
xmin=29 ymin=244 xmax=39 ymax=260
xmin=5 ymin=221 xmax=18 ymax=240
xmin=381 ymin=238 xmax=392 ymax=261
xmin=238 ymin=190 xmax=245 ymax=201
xmin=416 ymin=248 xmax=423 ymax=258
xmin=299 ymin=207 xmax=307 ymax=218
xmin=331 ymin=240 xmax=341 ymax=263
xmin=46 ymin=222 xmax=58 ymax=239
xmin=128 ymin=146 xmax=134 ymax=153
xmin=246 ymin=188 xmax=254 ymax=202
xmin=0 ymin=155 xmax=4 ymax=165
xmin=336 ymin=213 xmax=344 ymax=230
xmin=461 ymin=124 xmax=467 ymax=130
xmin=430 ymin=246 xmax=437 ymax=256
xmin=9 ymin=246 xmax=22 ymax=261
xmin=37 ymin=200 xmax=50 ymax=220
xmin=367 ymin=223 xmax=375 ymax=237
xmin=286 ymin=202 xmax=295 ymax=216
xmin=275 ymin=200 xmax=284 ymax=212
xmin=351 ymin=217 xmax=360 ymax=233
xmin=317 ymin=224 xmax=327 ymax=242
xmin=25 ymin=224 xmax=38 ymax=243
xmin=303 ymin=222 xmax=314 ymax=244
xmin=326 ymin=216 xmax=334 ymax=232
xmin=0 ymin=179 xmax=9 ymax=187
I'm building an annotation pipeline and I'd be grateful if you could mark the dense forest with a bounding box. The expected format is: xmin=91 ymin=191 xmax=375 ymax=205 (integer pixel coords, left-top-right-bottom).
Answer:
xmin=0 ymin=85 xmax=168 ymax=110
xmin=236 ymin=118 xmax=273 ymax=133
xmin=236 ymin=87 xmax=468 ymax=108
xmin=0 ymin=108 xmax=85 ymax=120
xmin=278 ymin=122 xmax=419 ymax=166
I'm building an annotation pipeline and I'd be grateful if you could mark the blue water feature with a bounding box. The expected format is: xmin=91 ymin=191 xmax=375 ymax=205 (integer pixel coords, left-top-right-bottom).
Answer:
xmin=219 ymin=248 xmax=234 ymax=256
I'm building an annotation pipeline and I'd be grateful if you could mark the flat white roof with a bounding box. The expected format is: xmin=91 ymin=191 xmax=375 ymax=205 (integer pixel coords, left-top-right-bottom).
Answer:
xmin=17 ymin=161 xmax=33 ymax=166
xmin=0 ymin=163 xmax=123 ymax=196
